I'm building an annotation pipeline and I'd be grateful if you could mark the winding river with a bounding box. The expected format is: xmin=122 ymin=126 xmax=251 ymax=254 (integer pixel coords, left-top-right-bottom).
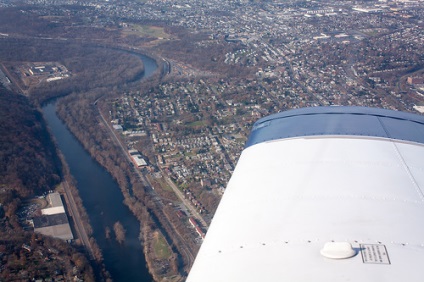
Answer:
xmin=42 ymin=54 xmax=157 ymax=281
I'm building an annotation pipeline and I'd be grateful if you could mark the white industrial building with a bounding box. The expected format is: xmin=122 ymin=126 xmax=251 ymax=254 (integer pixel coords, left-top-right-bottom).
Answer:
xmin=128 ymin=149 xmax=147 ymax=167
xmin=34 ymin=192 xmax=74 ymax=242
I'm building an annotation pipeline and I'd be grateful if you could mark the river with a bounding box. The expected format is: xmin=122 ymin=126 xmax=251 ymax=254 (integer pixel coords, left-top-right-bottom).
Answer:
xmin=42 ymin=54 xmax=157 ymax=281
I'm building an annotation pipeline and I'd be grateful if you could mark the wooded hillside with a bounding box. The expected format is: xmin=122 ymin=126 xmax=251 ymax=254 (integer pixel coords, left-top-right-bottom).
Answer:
xmin=0 ymin=86 xmax=61 ymax=197
xmin=0 ymin=86 xmax=96 ymax=281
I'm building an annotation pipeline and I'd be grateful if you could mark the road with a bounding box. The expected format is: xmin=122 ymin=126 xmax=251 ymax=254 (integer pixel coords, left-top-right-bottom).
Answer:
xmin=61 ymin=181 xmax=94 ymax=260
xmin=162 ymin=175 xmax=208 ymax=228
xmin=96 ymin=100 xmax=208 ymax=228
xmin=96 ymin=101 xmax=198 ymax=267
xmin=0 ymin=63 xmax=27 ymax=95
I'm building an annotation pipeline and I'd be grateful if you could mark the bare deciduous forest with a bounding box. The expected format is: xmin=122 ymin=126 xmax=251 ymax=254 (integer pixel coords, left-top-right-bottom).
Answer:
xmin=0 ymin=87 xmax=96 ymax=281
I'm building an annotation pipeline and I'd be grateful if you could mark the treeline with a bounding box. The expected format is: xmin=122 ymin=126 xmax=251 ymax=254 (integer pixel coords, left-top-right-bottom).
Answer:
xmin=58 ymin=153 xmax=112 ymax=281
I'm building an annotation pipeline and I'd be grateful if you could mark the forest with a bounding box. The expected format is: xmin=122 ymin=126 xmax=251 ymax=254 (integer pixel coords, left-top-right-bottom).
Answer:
xmin=0 ymin=87 xmax=60 ymax=197
xmin=0 ymin=86 xmax=95 ymax=281
xmin=0 ymin=37 xmax=145 ymax=103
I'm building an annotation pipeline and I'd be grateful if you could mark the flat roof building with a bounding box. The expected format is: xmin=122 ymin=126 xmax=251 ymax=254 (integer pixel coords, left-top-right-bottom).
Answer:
xmin=129 ymin=149 xmax=148 ymax=167
xmin=48 ymin=192 xmax=64 ymax=208
xmin=33 ymin=213 xmax=74 ymax=241
xmin=41 ymin=206 xmax=65 ymax=215
xmin=34 ymin=193 xmax=74 ymax=242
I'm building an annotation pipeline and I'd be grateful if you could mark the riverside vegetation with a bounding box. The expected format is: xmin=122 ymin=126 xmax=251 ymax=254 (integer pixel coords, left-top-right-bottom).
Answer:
xmin=0 ymin=7 xmax=184 ymax=280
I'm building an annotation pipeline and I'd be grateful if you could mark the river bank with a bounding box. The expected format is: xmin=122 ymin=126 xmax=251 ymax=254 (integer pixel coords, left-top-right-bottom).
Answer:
xmin=43 ymin=51 xmax=189 ymax=281
xmin=43 ymin=101 xmax=154 ymax=281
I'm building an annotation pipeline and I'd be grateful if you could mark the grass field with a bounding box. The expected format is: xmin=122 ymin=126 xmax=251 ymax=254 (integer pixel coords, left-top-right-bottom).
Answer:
xmin=148 ymin=175 xmax=174 ymax=192
xmin=157 ymin=177 xmax=174 ymax=192
xmin=187 ymin=120 xmax=208 ymax=127
xmin=123 ymin=24 xmax=170 ymax=39
xmin=153 ymin=231 xmax=172 ymax=260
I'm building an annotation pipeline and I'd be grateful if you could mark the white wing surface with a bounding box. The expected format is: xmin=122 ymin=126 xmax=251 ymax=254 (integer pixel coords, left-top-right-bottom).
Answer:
xmin=187 ymin=106 xmax=424 ymax=282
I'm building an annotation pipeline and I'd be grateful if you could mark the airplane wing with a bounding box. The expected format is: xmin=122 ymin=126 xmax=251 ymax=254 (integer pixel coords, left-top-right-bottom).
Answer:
xmin=187 ymin=106 xmax=424 ymax=281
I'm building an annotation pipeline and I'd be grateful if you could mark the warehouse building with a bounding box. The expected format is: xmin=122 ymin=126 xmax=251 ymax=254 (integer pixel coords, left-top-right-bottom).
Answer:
xmin=128 ymin=149 xmax=148 ymax=167
xmin=33 ymin=193 xmax=74 ymax=242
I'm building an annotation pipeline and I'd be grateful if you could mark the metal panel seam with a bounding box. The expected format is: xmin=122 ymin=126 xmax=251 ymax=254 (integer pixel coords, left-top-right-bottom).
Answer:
xmin=377 ymin=116 xmax=424 ymax=203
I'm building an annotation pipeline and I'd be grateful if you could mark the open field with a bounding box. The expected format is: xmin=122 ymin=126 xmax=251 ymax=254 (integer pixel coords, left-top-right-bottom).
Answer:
xmin=123 ymin=24 xmax=170 ymax=39
xmin=148 ymin=175 xmax=174 ymax=192
xmin=153 ymin=231 xmax=172 ymax=260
